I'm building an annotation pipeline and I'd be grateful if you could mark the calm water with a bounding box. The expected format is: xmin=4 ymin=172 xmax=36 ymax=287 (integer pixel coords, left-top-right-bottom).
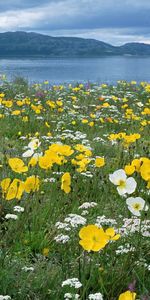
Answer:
xmin=0 ymin=56 xmax=150 ymax=84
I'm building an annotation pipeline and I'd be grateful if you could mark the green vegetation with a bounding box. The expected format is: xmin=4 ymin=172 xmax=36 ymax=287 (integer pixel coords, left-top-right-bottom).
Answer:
xmin=0 ymin=78 xmax=150 ymax=300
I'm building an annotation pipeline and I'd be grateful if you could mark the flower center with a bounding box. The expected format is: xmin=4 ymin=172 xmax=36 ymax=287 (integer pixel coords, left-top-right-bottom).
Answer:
xmin=118 ymin=180 xmax=126 ymax=188
xmin=93 ymin=235 xmax=99 ymax=243
xmin=133 ymin=203 xmax=141 ymax=210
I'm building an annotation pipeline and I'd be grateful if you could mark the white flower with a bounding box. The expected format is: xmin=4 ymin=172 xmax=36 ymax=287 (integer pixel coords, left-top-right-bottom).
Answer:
xmin=88 ymin=292 xmax=103 ymax=300
xmin=13 ymin=206 xmax=24 ymax=213
xmin=95 ymin=215 xmax=117 ymax=227
xmin=64 ymin=293 xmax=80 ymax=300
xmin=28 ymin=138 xmax=41 ymax=150
xmin=64 ymin=214 xmax=86 ymax=228
xmin=33 ymin=152 xmax=43 ymax=158
xmin=22 ymin=266 xmax=34 ymax=272
xmin=22 ymin=139 xmax=41 ymax=157
xmin=78 ymin=202 xmax=97 ymax=210
xmin=54 ymin=234 xmax=70 ymax=243
xmin=22 ymin=149 xmax=34 ymax=158
xmin=62 ymin=278 xmax=82 ymax=289
xmin=55 ymin=222 xmax=71 ymax=231
xmin=109 ymin=169 xmax=137 ymax=195
xmin=116 ymin=244 xmax=135 ymax=255
xmin=0 ymin=296 xmax=11 ymax=300
xmin=5 ymin=214 xmax=18 ymax=220
xmin=126 ymin=197 xmax=148 ymax=216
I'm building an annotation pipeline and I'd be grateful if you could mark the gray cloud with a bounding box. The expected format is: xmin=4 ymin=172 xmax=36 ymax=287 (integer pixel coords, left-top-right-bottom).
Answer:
xmin=0 ymin=0 xmax=59 ymax=11
xmin=0 ymin=0 xmax=150 ymax=44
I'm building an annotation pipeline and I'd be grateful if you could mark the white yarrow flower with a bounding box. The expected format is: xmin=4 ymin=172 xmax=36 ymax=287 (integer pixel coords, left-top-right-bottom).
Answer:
xmin=54 ymin=234 xmax=70 ymax=243
xmin=0 ymin=296 xmax=11 ymax=300
xmin=62 ymin=278 xmax=82 ymax=289
xmin=64 ymin=214 xmax=86 ymax=228
xmin=109 ymin=169 xmax=137 ymax=195
xmin=22 ymin=266 xmax=34 ymax=272
xmin=13 ymin=206 xmax=24 ymax=213
xmin=88 ymin=292 xmax=103 ymax=300
xmin=64 ymin=293 xmax=80 ymax=300
xmin=5 ymin=214 xmax=18 ymax=220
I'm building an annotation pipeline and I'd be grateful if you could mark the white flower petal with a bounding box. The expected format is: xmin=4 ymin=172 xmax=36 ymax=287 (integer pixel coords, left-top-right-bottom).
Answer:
xmin=127 ymin=205 xmax=141 ymax=216
xmin=125 ymin=177 xmax=137 ymax=194
xmin=117 ymin=186 xmax=127 ymax=195
xmin=126 ymin=197 xmax=145 ymax=209
xmin=22 ymin=149 xmax=34 ymax=158
xmin=109 ymin=169 xmax=126 ymax=185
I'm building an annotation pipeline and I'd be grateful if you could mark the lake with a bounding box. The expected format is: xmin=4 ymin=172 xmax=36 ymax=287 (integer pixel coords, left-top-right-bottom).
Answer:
xmin=0 ymin=56 xmax=150 ymax=84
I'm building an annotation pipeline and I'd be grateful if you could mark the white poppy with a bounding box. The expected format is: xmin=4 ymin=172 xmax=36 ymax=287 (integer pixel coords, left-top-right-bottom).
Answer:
xmin=28 ymin=139 xmax=41 ymax=150
xmin=33 ymin=152 xmax=43 ymax=158
xmin=126 ymin=197 xmax=149 ymax=216
xmin=109 ymin=169 xmax=137 ymax=195
xmin=22 ymin=149 xmax=34 ymax=158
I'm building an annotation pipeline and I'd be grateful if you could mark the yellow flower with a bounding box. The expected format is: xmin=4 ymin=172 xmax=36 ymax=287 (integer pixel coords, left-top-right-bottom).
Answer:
xmin=11 ymin=110 xmax=21 ymax=116
xmin=95 ymin=157 xmax=105 ymax=168
xmin=48 ymin=144 xmax=74 ymax=157
xmin=131 ymin=159 xmax=141 ymax=172
xmin=105 ymin=228 xmax=120 ymax=240
xmin=140 ymin=160 xmax=150 ymax=181
xmin=124 ymin=165 xmax=135 ymax=175
xmin=56 ymin=100 xmax=63 ymax=106
xmin=141 ymin=108 xmax=150 ymax=115
xmin=16 ymin=100 xmax=24 ymax=106
xmin=1 ymin=178 xmax=11 ymax=197
xmin=118 ymin=290 xmax=136 ymax=300
xmin=6 ymin=179 xmax=24 ymax=200
xmin=28 ymin=157 xmax=38 ymax=167
xmin=22 ymin=116 xmax=28 ymax=122
xmin=76 ymin=158 xmax=91 ymax=173
xmin=42 ymin=248 xmax=49 ymax=256
xmin=71 ymin=120 xmax=76 ymax=125
xmin=102 ymin=102 xmax=110 ymax=107
xmin=8 ymin=158 xmax=28 ymax=173
xmin=45 ymin=121 xmax=50 ymax=128
xmin=39 ymin=155 xmax=53 ymax=169
xmin=1 ymin=179 xmax=24 ymax=201
xmin=82 ymin=119 xmax=88 ymax=124
xmin=61 ymin=172 xmax=71 ymax=194
xmin=3 ymin=100 xmax=13 ymax=108
xmin=147 ymin=179 xmax=150 ymax=189
xmin=79 ymin=225 xmax=108 ymax=252
xmin=58 ymin=108 xmax=63 ymax=113
xmin=24 ymin=176 xmax=40 ymax=193
xmin=88 ymin=121 xmax=94 ymax=127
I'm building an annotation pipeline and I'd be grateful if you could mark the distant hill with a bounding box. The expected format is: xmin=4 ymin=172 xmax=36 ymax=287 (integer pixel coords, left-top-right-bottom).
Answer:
xmin=0 ymin=31 xmax=150 ymax=57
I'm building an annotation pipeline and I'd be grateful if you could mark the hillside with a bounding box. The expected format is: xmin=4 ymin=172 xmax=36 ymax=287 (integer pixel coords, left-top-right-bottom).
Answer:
xmin=0 ymin=31 xmax=150 ymax=56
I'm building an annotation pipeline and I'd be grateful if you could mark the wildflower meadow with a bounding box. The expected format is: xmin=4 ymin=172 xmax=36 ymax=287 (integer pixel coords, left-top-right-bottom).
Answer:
xmin=0 ymin=77 xmax=150 ymax=300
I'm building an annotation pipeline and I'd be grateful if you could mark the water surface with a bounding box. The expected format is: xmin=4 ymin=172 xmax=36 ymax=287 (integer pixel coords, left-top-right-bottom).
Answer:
xmin=0 ymin=56 xmax=150 ymax=84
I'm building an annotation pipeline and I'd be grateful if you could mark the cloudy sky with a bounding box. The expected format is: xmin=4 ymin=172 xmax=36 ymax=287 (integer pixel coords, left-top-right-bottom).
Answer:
xmin=0 ymin=0 xmax=150 ymax=45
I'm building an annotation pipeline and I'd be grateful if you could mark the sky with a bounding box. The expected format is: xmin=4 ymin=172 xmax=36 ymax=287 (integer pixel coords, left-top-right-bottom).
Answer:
xmin=0 ymin=0 xmax=150 ymax=45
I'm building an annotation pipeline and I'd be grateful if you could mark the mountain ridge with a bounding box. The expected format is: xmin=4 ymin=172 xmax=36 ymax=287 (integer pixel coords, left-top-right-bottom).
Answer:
xmin=0 ymin=31 xmax=150 ymax=57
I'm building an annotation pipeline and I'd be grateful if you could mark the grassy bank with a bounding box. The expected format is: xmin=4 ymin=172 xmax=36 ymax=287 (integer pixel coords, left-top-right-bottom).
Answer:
xmin=0 ymin=78 xmax=150 ymax=300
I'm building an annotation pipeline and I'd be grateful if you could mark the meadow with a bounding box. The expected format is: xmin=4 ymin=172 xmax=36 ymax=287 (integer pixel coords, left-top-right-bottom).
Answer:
xmin=0 ymin=77 xmax=150 ymax=300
